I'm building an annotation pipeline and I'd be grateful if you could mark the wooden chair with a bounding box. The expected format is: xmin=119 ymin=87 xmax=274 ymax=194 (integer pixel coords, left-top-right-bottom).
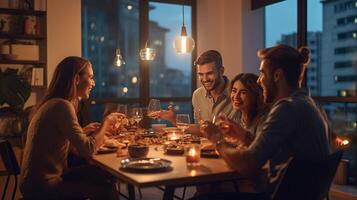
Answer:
xmin=0 ymin=139 xmax=21 ymax=200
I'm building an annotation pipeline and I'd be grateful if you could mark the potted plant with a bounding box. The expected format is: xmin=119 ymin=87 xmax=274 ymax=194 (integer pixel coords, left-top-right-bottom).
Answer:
xmin=0 ymin=67 xmax=31 ymax=137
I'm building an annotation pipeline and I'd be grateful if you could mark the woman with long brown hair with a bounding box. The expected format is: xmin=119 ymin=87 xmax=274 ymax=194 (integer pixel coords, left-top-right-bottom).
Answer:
xmin=20 ymin=56 xmax=121 ymax=199
xmin=213 ymin=73 xmax=269 ymax=148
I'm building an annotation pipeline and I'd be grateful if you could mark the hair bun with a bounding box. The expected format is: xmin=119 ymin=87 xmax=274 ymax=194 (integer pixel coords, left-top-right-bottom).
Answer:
xmin=298 ymin=46 xmax=310 ymax=65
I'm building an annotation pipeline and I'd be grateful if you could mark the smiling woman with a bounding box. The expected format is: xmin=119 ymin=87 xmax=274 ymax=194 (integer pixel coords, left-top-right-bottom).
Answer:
xmin=20 ymin=57 xmax=121 ymax=199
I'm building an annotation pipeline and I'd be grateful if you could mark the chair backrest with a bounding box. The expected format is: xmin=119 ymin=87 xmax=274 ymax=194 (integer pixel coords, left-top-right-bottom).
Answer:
xmin=273 ymin=150 xmax=343 ymax=200
xmin=0 ymin=139 xmax=20 ymax=175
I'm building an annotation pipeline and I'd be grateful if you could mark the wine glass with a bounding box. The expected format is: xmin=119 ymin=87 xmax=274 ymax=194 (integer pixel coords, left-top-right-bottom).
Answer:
xmin=116 ymin=104 xmax=127 ymax=115
xmin=131 ymin=108 xmax=143 ymax=128
xmin=176 ymin=114 xmax=190 ymax=133
xmin=147 ymin=99 xmax=161 ymax=119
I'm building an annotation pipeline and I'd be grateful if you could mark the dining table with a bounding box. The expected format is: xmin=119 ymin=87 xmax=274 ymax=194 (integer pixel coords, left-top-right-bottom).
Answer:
xmin=90 ymin=144 xmax=243 ymax=200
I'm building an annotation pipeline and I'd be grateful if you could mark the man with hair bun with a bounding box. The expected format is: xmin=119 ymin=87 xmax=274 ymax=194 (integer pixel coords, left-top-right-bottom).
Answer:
xmin=200 ymin=44 xmax=330 ymax=199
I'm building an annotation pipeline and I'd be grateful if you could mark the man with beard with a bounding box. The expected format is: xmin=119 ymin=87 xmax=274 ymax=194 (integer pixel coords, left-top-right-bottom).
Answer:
xmin=200 ymin=44 xmax=330 ymax=199
xmin=155 ymin=50 xmax=239 ymax=125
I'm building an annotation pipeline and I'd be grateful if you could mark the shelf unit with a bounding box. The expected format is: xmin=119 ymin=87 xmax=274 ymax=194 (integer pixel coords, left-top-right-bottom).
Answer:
xmin=0 ymin=7 xmax=47 ymax=88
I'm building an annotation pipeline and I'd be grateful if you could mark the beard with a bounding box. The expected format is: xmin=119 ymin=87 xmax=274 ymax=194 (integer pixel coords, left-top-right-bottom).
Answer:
xmin=202 ymin=77 xmax=222 ymax=92
xmin=263 ymin=80 xmax=277 ymax=103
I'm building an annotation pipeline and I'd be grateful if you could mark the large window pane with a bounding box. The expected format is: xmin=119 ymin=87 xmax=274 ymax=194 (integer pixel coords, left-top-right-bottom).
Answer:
xmin=321 ymin=102 xmax=356 ymax=184
xmin=82 ymin=0 xmax=140 ymax=98
xmin=148 ymin=2 xmax=192 ymax=97
xmin=265 ymin=0 xmax=297 ymax=47
xmin=308 ymin=0 xmax=357 ymax=97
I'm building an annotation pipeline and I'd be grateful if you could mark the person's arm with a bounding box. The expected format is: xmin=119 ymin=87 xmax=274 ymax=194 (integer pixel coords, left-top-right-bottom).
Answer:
xmin=56 ymin=100 xmax=122 ymax=157
xmin=201 ymin=121 xmax=259 ymax=177
xmin=204 ymin=101 xmax=295 ymax=177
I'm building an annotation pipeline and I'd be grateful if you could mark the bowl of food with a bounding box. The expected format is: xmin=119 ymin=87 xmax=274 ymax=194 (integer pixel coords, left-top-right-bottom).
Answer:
xmin=152 ymin=123 xmax=167 ymax=133
xmin=128 ymin=144 xmax=149 ymax=158
xmin=163 ymin=127 xmax=182 ymax=134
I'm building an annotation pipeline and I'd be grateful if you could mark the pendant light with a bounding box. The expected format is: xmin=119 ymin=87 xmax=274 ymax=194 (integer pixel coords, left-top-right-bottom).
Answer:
xmin=140 ymin=41 xmax=156 ymax=61
xmin=173 ymin=5 xmax=195 ymax=53
xmin=114 ymin=48 xmax=125 ymax=67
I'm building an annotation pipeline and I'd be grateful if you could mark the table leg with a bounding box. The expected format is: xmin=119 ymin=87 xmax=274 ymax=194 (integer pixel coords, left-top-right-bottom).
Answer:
xmin=163 ymin=186 xmax=175 ymax=200
xmin=127 ymin=183 xmax=136 ymax=200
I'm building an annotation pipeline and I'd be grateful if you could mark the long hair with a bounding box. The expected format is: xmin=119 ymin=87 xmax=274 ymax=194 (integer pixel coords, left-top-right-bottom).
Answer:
xmin=229 ymin=73 xmax=265 ymax=127
xmin=31 ymin=57 xmax=90 ymax=118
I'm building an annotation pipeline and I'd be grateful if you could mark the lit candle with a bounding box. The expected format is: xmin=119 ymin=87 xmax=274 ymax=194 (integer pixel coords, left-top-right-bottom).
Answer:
xmin=169 ymin=132 xmax=179 ymax=141
xmin=186 ymin=145 xmax=200 ymax=167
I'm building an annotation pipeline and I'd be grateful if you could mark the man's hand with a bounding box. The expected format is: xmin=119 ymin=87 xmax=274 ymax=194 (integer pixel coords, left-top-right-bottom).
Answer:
xmin=83 ymin=122 xmax=101 ymax=135
xmin=154 ymin=105 xmax=176 ymax=125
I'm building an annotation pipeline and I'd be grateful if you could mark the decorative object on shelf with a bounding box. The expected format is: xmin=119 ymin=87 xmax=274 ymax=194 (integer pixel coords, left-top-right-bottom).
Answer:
xmin=23 ymin=0 xmax=34 ymax=10
xmin=31 ymin=67 xmax=43 ymax=86
xmin=9 ymin=15 xmax=25 ymax=34
xmin=0 ymin=14 xmax=10 ymax=33
xmin=114 ymin=48 xmax=125 ymax=67
xmin=173 ymin=4 xmax=195 ymax=54
xmin=139 ymin=41 xmax=156 ymax=61
xmin=0 ymin=67 xmax=31 ymax=137
xmin=24 ymin=16 xmax=36 ymax=35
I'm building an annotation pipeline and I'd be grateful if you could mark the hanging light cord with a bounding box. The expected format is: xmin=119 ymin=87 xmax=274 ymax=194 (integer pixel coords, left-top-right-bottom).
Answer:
xmin=182 ymin=4 xmax=185 ymax=26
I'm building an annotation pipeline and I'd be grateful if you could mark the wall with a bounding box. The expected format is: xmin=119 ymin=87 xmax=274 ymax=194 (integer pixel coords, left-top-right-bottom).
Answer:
xmin=196 ymin=0 xmax=264 ymax=86
xmin=26 ymin=0 xmax=81 ymax=107
xmin=47 ymin=0 xmax=82 ymax=84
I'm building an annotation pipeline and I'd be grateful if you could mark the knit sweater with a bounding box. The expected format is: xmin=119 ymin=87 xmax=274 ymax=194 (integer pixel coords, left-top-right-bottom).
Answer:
xmin=20 ymin=98 xmax=96 ymax=195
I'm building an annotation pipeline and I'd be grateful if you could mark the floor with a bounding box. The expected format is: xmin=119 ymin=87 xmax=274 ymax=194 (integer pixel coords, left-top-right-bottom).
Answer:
xmin=1 ymin=176 xmax=357 ymax=200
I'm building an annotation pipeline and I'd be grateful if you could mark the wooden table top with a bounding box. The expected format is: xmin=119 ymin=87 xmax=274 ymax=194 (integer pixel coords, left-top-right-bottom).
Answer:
xmin=90 ymin=145 xmax=242 ymax=188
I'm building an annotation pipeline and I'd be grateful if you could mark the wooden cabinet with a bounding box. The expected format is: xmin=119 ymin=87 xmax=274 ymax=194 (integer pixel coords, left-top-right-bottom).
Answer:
xmin=0 ymin=7 xmax=47 ymax=89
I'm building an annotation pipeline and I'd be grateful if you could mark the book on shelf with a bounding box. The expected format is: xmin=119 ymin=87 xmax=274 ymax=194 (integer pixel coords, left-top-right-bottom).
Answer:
xmin=31 ymin=67 xmax=43 ymax=86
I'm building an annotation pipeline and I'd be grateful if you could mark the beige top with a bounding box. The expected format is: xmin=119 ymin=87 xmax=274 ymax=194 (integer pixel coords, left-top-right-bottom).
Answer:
xmin=20 ymin=98 xmax=96 ymax=194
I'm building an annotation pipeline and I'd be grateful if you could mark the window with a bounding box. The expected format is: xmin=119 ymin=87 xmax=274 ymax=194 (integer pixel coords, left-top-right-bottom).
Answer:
xmin=334 ymin=0 xmax=356 ymax=13
xmin=334 ymin=75 xmax=357 ymax=83
xmin=265 ymin=0 xmax=297 ymax=47
xmin=82 ymin=0 xmax=196 ymax=123
xmin=337 ymin=15 xmax=357 ymax=26
xmin=148 ymin=2 xmax=192 ymax=98
xmin=334 ymin=61 xmax=357 ymax=68
xmin=337 ymin=31 xmax=357 ymax=40
xmin=335 ymin=46 xmax=357 ymax=54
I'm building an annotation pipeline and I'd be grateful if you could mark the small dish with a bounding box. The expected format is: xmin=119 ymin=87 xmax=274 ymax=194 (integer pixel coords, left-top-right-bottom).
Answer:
xmin=165 ymin=145 xmax=184 ymax=155
xmin=97 ymin=146 xmax=117 ymax=154
xmin=163 ymin=127 xmax=182 ymax=134
xmin=200 ymin=149 xmax=220 ymax=158
xmin=128 ymin=144 xmax=149 ymax=158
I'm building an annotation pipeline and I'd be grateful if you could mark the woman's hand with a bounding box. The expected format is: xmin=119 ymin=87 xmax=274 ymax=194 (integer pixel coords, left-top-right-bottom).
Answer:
xmin=200 ymin=121 xmax=223 ymax=143
xmin=83 ymin=122 xmax=101 ymax=135
xmin=102 ymin=112 xmax=127 ymax=135
xmin=217 ymin=116 xmax=247 ymax=142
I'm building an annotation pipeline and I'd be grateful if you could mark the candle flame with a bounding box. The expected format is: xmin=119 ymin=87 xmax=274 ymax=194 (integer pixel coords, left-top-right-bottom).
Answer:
xmin=189 ymin=148 xmax=196 ymax=156
xmin=342 ymin=139 xmax=349 ymax=146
